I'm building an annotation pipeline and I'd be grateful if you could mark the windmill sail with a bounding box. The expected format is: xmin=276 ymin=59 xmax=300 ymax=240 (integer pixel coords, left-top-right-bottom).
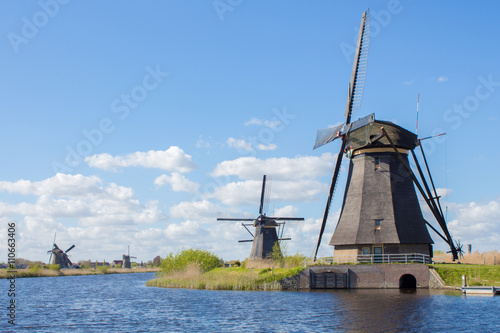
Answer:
xmin=313 ymin=10 xmax=371 ymax=261
xmin=217 ymin=175 xmax=304 ymax=260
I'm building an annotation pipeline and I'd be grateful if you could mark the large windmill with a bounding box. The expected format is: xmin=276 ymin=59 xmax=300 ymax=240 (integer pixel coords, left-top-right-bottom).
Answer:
xmin=217 ymin=175 xmax=304 ymax=260
xmin=312 ymin=10 xmax=460 ymax=262
xmin=47 ymin=233 xmax=76 ymax=268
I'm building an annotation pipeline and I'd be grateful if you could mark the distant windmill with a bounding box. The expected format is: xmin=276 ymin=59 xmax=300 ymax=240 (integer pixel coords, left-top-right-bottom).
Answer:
xmin=47 ymin=233 xmax=76 ymax=268
xmin=217 ymin=175 xmax=304 ymax=260
xmin=123 ymin=246 xmax=137 ymax=268
xmin=312 ymin=9 xmax=460 ymax=262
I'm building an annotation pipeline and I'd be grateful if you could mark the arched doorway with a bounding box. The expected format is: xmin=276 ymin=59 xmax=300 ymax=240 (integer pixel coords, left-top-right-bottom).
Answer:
xmin=399 ymin=274 xmax=417 ymax=289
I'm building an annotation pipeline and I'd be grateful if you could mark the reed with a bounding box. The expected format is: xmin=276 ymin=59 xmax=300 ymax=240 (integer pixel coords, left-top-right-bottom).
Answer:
xmin=146 ymin=264 xmax=303 ymax=291
xmin=0 ymin=267 xmax=159 ymax=279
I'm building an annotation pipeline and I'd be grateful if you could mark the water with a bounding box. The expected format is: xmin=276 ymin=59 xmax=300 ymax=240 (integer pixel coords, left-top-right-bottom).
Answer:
xmin=1 ymin=273 xmax=499 ymax=332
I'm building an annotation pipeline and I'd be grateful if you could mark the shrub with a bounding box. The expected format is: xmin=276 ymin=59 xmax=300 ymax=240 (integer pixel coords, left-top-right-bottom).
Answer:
xmin=49 ymin=264 xmax=60 ymax=271
xmin=160 ymin=249 xmax=222 ymax=275
xmin=97 ymin=265 xmax=108 ymax=274
xmin=233 ymin=260 xmax=241 ymax=267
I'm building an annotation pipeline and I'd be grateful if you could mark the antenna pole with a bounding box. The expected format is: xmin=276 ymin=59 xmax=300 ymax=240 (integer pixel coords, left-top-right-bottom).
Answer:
xmin=416 ymin=93 xmax=420 ymax=135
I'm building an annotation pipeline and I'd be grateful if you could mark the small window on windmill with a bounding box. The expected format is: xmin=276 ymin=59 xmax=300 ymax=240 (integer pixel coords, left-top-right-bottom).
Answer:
xmin=374 ymin=157 xmax=380 ymax=170
xmin=374 ymin=219 xmax=382 ymax=230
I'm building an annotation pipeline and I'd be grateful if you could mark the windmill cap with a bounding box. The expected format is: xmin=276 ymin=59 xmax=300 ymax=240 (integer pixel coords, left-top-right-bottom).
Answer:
xmin=347 ymin=118 xmax=417 ymax=151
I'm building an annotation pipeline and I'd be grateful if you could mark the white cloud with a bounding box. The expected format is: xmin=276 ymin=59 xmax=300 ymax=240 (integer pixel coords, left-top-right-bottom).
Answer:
xmin=244 ymin=117 xmax=281 ymax=129
xmin=84 ymin=146 xmax=197 ymax=172
xmin=226 ymin=137 xmax=253 ymax=151
xmin=257 ymin=143 xmax=278 ymax=151
xmin=154 ymin=173 xmax=199 ymax=193
xmin=204 ymin=179 xmax=328 ymax=206
xmin=437 ymin=76 xmax=448 ymax=82
xmin=0 ymin=174 xmax=165 ymax=226
xmin=196 ymin=138 xmax=210 ymax=149
xmin=403 ymin=79 xmax=417 ymax=85
xmin=211 ymin=153 xmax=335 ymax=180
xmin=169 ymin=200 xmax=219 ymax=220
xmin=273 ymin=205 xmax=299 ymax=217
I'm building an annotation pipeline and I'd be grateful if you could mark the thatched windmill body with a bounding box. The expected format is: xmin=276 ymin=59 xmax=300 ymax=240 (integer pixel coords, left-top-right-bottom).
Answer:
xmin=313 ymin=10 xmax=460 ymax=262
xmin=218 ymin=175 xmax=304 ymax=260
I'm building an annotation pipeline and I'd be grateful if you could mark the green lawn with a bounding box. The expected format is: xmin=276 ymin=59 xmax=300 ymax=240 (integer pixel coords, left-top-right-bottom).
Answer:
xmin=430 ymin=264 xmax=500 ymax=287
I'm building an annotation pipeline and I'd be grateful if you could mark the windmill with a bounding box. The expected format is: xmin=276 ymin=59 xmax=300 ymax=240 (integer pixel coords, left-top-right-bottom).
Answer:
xmin=312 ymin=9 xmax=460 ymax=262
xmin=47 ymin=233 xmax=76 ymax=268
xmin=217 ymin=175 xmax=304 ymax=260
xmin=123 ymin=245 xmax=137 ymax=268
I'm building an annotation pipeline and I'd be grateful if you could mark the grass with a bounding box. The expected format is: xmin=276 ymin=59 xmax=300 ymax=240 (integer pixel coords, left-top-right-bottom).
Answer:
xmin=0 ymin=267 xmax=160 ymax=279
xmin=430 ymin=264 xmax=500 ymax=287
xmin=146 ymin=265 xmax=304 ymax=291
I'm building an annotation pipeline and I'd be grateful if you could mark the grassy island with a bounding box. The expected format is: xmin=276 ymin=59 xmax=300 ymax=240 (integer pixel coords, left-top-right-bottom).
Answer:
xmin=146 ymin=248 xmax=306 ymax=291
xmin=147 ymin=266 xmax=303 ymax=291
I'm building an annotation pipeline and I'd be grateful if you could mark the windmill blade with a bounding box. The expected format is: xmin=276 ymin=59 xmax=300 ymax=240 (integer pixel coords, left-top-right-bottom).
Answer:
xmin=313 ymin=140 xmax=347 ymax=261
xmin=238 ymin=240 xmax=254 ymax=243
xmin=268 ymin=217 xmax=305 ymax=221
xmin=65 ymin=245 xmax=75 ymax=253
xmin=254 ymin=223 xmax=263 ymax=259
xmin=313 ymin=124 xmax=344 ymax=150
xmin=259 ymin=175 xmax=267 ymax=215
xmin=48 ymin=232 xmax=56 ymax=264
xmin=344 ymin=9 xmax=370 ymax=123
xmin=217 ymin=218 xmax=255 ymax=221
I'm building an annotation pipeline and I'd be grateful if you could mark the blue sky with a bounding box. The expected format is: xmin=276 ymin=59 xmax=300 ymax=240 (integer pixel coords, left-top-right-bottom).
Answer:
xmin=1 ymin=1 xmax=499 ymax=263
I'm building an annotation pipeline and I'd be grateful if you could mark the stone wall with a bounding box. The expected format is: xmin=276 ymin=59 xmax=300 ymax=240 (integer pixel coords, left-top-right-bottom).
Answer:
xmin=299 ymin=264 xmax=430 ymax=289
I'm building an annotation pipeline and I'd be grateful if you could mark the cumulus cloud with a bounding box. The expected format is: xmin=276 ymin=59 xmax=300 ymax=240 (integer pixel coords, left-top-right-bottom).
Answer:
xmin=0 ymin=174 xmax=165 ymax=225
xmin=169 ymin=200 xmax=220 ymax=220
xmin=204 ymin=179 xmax=328 ymax=206
xmin=211 ymin=153 xmax=335 ymax=180
xmin=154 ymin=173 xmax=199 ymax=193
xmin=84 ymin=146 xmax=197 ymax=172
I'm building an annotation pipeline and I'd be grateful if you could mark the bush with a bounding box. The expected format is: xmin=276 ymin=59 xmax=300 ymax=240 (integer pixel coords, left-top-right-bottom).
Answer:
xmin=97 ymin=265 xmax=108 ymax=274
xmin=160 ymin=249 xmax=222 ymax=274
xmin=49 ymin=264 xmax=60 ymax=271
xmin=233 ymin=260 xmax=241 ymax=267
xmin=29 ymin=263 xmax=43 ymax=273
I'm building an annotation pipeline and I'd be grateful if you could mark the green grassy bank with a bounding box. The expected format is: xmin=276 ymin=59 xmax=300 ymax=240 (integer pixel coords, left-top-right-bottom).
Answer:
xmin=430 ymin=264 xmax=500 ymax=287
xmin=0 ymin=267 xmax=160 ymax=279
xmin=146 ymin=266 xmax=304 ymax=291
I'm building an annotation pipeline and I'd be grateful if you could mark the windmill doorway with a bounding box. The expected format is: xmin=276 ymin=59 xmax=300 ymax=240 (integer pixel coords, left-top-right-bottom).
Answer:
xmin=399 ymin=274 xmax=417 ymax=289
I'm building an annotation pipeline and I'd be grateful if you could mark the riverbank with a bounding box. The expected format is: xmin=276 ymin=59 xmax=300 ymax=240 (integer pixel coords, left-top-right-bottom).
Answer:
xmin=430 ymin=264 xmax=500 ymax=287
xmin=146 ymin=266 xmax=303 ymax=291
xmin=146 ymin=263 xmax=500 ymax=291
xmin=0 ymin=267 xmax=160 ymax=278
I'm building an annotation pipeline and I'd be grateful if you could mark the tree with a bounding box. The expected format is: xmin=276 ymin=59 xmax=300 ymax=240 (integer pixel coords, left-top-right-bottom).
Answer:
xmin=271 ymin=241 xmax=285 ymax=268
xmin=153 ymin=256 xmax=161 ymax=267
